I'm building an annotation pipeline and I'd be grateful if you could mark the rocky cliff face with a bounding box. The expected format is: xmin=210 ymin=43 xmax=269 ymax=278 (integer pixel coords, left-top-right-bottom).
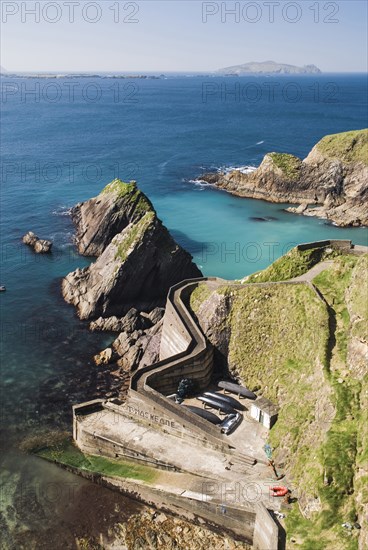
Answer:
xmin=62 ymin=179 xmax=202 ymax=320
xmin=201 ymin=129 xmax=368 ymax=227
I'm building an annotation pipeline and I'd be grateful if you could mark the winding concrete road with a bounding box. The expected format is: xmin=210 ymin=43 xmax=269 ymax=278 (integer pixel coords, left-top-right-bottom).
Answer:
xmin=290 ymin=260 xmax=334 ymax=282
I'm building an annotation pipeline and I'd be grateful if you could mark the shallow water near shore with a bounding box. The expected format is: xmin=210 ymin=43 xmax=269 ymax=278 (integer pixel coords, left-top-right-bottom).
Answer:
xmin=1 ymin=73 xmax=367 ymax=546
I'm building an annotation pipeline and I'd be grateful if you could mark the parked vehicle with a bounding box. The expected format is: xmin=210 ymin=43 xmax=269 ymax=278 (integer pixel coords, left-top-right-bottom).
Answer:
xmin=203 ymin=391 xmax=245 ymax=411
xmin=220 ymin=412 xmax=242 ymax=435
xmin=196 ymin=395 xmax=235 ymax=414
xmin=218 ymin=380 xmax=256 ymax=400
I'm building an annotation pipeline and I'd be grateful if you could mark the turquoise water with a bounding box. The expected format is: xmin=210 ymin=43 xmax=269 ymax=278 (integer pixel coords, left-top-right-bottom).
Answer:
xmin=0 ymin=73 xmax=367 ymax=544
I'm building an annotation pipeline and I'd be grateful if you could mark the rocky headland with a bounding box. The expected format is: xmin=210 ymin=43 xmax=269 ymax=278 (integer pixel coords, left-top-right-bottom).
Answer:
xmin=62 ymin=179 xmax=201 ymax=387
xmin=199 ymin=129 xmax=368 ymax=227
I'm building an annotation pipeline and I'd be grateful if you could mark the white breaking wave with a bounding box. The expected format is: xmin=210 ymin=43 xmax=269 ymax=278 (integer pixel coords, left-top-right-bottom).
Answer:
xmin=189 ymin=164 xmax=257 ymax=187
xmin=256 ymin=140 xmax=264 ymax=144
xmin=189 ymin=179 xmax=211 ymax=189
xmin=52 ymin=206 xmax=72 ymax=217
xmin=220 ymin=165 xmax=257 ymax=175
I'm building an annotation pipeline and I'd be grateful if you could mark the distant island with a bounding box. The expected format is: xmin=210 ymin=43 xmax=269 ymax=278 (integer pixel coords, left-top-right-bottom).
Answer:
xmin=218 ymin=60 xmax=321 ymax=75
xmin=0 ymin=71 xmax=166 ymax=79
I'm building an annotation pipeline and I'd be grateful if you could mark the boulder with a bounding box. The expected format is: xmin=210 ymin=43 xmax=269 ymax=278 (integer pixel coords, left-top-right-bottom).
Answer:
xmin=22 ymin=231 xmax=38 ymax=247
xmin=23 ymin=232 xmax=52 ymax=253
xmin=34 ymin=239 xmax=53 ymax=253
xmin=146 ymin=307 xmax=165 ymax=325
xmin=93 ymin=347 xmax=114 ymax=366
xmin=94 ymin=316 xmax=164 ymax=374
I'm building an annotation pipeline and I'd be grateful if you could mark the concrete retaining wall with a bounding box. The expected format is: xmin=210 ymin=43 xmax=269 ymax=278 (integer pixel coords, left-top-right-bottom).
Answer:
xmin=160 ymin=295 xmax=192 ymax=359
xmin=296 ymin=239 xmax=368 ymax=255
xmin=253 ymin=503 xmax=280 ymax=550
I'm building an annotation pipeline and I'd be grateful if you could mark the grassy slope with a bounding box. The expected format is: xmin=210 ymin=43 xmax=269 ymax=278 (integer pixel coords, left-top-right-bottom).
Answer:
xmin=281 ymin=256 xmax=364 ymax=549
xmin=102 ymin=178 xmax=154 ymax=213
xmin=190 ymin=250 xmax=368 ymax=549
xmin=245 ymin=246 xmax=339 ymax=283
xmin=315 ymin=129 xmax=368 ymax=165
xmin=114 ymin=211 xmax=155 ymax=261
xmin=223 ymin=284 xmax=329 ymax=400
xmin=268 ymin=152 xmax=302 ymax=180
xmin=348 ymin=256 xmax=368 ymax=519
xmin=190 ymin=283 xmax=213 ymax=314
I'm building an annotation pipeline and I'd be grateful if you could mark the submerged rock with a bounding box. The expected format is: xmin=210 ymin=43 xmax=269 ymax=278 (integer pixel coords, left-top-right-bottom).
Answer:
xmin=62 ymin=179 xmax=202 ymax=320
xmin=22 ymin=231 xmax=52 ymax=253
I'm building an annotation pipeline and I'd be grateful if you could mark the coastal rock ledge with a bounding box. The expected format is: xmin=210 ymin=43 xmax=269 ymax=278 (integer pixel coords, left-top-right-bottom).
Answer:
xmin=200 ymin=129 xmax=368 ymax=227
xmin=62 ymin=179 xmax=202 ymax=320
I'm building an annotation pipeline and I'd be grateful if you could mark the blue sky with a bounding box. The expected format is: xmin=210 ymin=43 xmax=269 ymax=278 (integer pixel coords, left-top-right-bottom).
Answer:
xmin=1 ymin=1 xmax=367 ymax=72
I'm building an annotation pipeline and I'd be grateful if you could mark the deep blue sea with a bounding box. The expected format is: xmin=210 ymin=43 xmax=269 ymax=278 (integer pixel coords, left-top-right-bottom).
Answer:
xmin=0 ymin=73 xmax=367 ymax=544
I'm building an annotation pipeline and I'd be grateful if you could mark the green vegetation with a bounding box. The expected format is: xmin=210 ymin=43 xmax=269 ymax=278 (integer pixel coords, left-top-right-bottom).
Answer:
xmin=224 ymin=284 xmax=329 ymax=399
xmin=190 ymin=283 xmax=213 ymax=314
xmin=348 ymin=255 xmax=368 ymax=343
xmin=102 ymin=178 xmax=154 ymax=213
xmin=246 ymin=246 xmax=339 ymax=283
xmin=315 ymin=129 xmax=368 ymax=165
xmin=313 ymin=255 xmax=359 ymax=365
xmin=279 ymin=255 xmax=365 ymax=549
xmin=102 ymin=178 xmax=137 ymax=195
xmin=34 ymin=437 xmax=157 ymax=483
xmin=268 ymin=152 xmax=302 ymax=179
xmin=114 ymin=211 xmax=155 ymax=261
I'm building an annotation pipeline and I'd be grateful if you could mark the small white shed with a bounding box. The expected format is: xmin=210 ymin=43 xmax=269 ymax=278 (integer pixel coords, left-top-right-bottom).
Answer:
xmin=250 ymin=397 xmax=279 ymax=429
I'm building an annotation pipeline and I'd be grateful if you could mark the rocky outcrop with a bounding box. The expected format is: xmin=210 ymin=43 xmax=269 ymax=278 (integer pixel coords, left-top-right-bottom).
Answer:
xmin=92 ymin=307 xmax=164 ymax=393
xmin=70 ymin=179 xmax=154 ymax=256
xmin=200 ymin=129 xmax=368 ymax=227
xmin=62 ymin=180 xmax=202 ymax=320
xmin=22 ymin=231 xmax=53 ymax=253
